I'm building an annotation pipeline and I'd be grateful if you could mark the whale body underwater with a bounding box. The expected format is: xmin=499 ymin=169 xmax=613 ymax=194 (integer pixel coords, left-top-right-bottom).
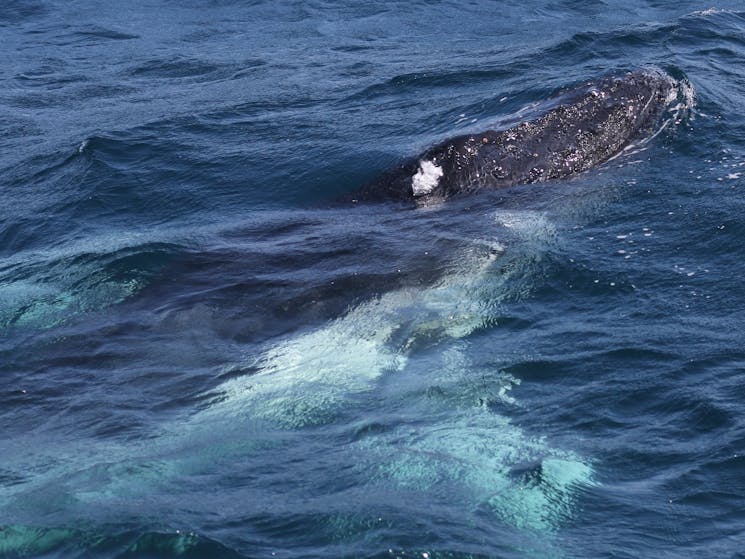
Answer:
xmin=350 ymin=69 xmax=676 ymax=203
xmin=0 ymin=72 xmax=693 ymax=547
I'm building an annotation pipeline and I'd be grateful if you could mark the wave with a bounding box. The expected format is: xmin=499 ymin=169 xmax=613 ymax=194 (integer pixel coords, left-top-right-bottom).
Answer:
xmin=0 ymin=241 xmax=183 ymax=333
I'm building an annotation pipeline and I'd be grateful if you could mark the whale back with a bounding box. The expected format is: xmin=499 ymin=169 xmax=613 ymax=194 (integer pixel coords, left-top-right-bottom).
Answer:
xmin=351 ymin=70 xmax=674 ymax=202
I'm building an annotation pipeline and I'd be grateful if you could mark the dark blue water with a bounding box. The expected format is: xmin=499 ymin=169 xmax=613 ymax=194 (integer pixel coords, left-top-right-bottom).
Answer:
xmin=3 ymin=1 xmax=745 ymax=557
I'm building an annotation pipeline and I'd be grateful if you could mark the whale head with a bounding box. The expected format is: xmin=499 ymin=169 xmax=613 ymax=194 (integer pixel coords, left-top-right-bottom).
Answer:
xmin=348 ymin=68 xmax=681 ymax=204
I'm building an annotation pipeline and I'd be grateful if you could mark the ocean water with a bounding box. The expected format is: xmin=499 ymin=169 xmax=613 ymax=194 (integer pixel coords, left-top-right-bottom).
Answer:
xmin=2 ymin=1 xmax=745 ymax=557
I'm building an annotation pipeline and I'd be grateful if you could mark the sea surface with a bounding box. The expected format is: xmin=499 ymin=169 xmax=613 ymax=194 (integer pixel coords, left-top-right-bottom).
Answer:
xmin=2 ymin=1 xmax=745 ymax=557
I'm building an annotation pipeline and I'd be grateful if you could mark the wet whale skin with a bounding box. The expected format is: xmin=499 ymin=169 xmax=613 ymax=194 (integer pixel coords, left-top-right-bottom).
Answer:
xmin=353 ymin=70 xmax=673 ymax=202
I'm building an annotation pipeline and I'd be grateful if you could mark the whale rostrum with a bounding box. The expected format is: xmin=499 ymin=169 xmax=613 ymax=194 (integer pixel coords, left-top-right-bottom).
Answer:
xmin=351 ymin=69 xmax=676 ymax=203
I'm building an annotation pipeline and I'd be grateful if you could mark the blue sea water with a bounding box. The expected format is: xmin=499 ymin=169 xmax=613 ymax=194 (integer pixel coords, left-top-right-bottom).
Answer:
xmin=2 ymin=1 xmax=745 ymax=557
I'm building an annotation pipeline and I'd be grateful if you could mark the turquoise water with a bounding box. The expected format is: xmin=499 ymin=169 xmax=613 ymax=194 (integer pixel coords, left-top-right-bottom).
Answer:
xmin=2 ymin=1 xmax=745 ymax=557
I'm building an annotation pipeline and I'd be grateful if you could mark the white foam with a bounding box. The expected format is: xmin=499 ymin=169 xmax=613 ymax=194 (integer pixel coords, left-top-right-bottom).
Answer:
xmin=691 ymin=7 xmax=731 ymax=16
xmin=411 ymin=159 xmax=443 ymax=196
xmin=660 ymin=76 xmax=696 ymax=132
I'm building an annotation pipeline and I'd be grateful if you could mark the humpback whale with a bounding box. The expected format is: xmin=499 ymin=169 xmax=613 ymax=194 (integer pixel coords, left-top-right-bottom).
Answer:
xmin=351 ymin=69 xmax=675 ymax=203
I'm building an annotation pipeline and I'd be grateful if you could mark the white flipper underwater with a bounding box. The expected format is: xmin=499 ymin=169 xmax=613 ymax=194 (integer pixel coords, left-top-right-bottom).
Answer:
xmin=0 ymin=207 xmax=595 ymax=544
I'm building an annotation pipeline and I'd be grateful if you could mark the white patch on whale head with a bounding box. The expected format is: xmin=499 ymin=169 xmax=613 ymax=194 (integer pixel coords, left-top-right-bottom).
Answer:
xmin=411 ymin=159 xmax=443 ymax=196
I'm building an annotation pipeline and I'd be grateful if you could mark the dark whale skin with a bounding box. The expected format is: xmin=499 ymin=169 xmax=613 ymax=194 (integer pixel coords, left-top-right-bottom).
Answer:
xmin=350 ymin=69 xmax=674 ymax=203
